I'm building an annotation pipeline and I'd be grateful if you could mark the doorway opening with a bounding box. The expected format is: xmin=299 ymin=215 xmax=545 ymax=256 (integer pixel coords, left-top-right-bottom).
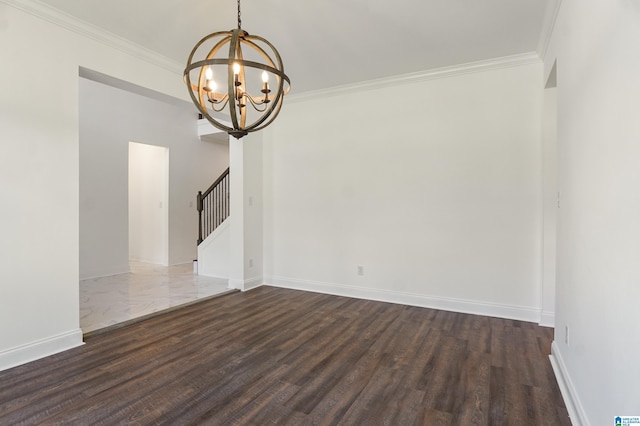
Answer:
xmin=128 ymin=141 xmax=169 ymax=265
xmin=78 ymin=71 xmax=232 ymax=335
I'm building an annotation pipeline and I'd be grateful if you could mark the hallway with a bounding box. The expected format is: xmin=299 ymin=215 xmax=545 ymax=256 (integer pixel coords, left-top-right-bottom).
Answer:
xmin=80 ymin=262 xmax=231 ymax=333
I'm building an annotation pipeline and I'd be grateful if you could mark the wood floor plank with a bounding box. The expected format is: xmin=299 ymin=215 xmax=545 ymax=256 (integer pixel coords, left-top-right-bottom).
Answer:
xmin=450 ymin=349 xmax=492 ymax=425
xmin=0 ymin=286 xmax=571 ymax=425
xmin=488 ymin=366 xmax=506 ymax=424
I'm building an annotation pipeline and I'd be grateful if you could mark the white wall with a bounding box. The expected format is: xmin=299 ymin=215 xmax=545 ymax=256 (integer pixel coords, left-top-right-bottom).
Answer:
xmin=197 ymin=219 xmax=230 ymax=278
xmin=545 ymin=0 xmax=640 ymax=424
xmin=0 ymin=1 xmax=210 ymax=370
xmin=228 ymin=132 xmax=264 ymax=290
xmin=264 ymin=61 xmax=544 ymax=321
xmin=79 ymin=77 xmax=228 ymax=279
xmin=541 ymin=85 xmax=557 ymax=327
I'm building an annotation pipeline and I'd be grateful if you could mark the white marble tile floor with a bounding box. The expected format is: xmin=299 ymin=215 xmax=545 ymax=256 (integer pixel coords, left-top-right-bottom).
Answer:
xmin=80 ymin=261 xmax=231 ymax=334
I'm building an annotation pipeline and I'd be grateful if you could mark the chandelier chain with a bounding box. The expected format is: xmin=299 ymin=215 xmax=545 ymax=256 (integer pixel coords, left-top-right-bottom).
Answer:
xmin=237 ymin=0 xmax=242 ymax=29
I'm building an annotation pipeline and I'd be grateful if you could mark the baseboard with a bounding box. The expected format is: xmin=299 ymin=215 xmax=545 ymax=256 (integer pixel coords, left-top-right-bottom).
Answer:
xmin=167 ymin=259 xmax=197 ymax=267
xmin=0 ymin=329 xmax=84 ymax=372
xmin=265 ymin=276 xmax=541 ymax=323
xmin=228 ymin=276 xmax=263 ymax=291
xmin=549 ymin=341 xmax=589 ymax=426
xmin=80 ymin=265 xmax=130 ymax=281
xmin=539 ymin=310 xmax=555 ymax=327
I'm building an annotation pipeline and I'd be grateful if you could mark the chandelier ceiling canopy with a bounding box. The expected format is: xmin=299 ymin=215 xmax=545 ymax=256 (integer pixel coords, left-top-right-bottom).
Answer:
xmin=184 ymin=0 xmax=290 ymax=139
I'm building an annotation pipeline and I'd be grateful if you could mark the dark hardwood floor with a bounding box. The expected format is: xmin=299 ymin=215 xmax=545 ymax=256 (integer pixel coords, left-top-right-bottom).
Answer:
xmin=0 ymin=286 xmax=570 ymax=425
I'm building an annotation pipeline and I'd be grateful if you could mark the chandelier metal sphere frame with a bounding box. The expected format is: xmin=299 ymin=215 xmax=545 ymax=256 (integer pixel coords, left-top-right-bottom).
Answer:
xmin=184 ymin=0 xmax=291 ymax=139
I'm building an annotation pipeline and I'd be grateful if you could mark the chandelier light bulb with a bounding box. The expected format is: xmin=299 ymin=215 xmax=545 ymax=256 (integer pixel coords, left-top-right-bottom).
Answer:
xmin=205 ymin=67 xmax=213 ymax=80
xmin=233 ymin=63 xmax=241 ymax=75
xmin=261 ymin=71 xmax=269 ymax=83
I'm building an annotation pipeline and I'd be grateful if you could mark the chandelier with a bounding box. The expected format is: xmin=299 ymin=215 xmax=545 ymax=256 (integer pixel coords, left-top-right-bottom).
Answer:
xmin=184 ymin=0 xmax=290 ymax=139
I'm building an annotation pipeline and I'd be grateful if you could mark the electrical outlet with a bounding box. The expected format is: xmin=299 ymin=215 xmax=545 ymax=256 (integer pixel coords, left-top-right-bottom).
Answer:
xmin=249 ymin=258 xmax=254 ymax=268
xmin=357 ymin=265 xmax=364 ymax=276
xmin=565 ymin=325 xmax=569 ymax=345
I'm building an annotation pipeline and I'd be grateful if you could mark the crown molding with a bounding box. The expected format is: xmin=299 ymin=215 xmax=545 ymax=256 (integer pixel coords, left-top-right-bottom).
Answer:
xmin=288 ymin=52 xmax=541 ymax=103
xmin=537 ymin=0 xmax=563 ymax=61
xmin=1 ymin=0 xmax=183 ymax=75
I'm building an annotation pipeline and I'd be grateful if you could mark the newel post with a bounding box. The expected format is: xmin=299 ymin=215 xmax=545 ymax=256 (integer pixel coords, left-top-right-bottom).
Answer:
xmin=197 ymin=191 xmax=203 ymax=244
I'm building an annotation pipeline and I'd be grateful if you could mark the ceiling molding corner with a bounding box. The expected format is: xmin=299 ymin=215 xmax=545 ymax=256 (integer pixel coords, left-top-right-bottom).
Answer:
xmin=288 ymin=52 xmax=541 ymax=104
xmin=1 ymin=0 xmax=183 ymax=75
xmin=537 ymin=0 xmax=563 ymax=61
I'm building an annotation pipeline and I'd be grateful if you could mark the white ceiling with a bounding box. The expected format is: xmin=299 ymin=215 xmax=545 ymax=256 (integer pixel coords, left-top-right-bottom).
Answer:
xmin=38 ymin=0 xmax=554 ymax=94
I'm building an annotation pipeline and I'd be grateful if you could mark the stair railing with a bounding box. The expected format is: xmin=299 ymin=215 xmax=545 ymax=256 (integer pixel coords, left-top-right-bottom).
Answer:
xmin=197 ymin=167 xmax=230 ymax=244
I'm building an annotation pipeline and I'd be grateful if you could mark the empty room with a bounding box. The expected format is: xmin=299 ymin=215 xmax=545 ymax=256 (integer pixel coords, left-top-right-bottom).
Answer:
xmin=0 ymin=0 xmax=638 ymax=425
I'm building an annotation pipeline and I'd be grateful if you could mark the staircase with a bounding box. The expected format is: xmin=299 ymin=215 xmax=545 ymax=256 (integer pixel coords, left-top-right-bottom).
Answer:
xmin=197 ymin=167 xmax=230 ymax=245
xmin=195 ymin=167 xmax=231 ymax=278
